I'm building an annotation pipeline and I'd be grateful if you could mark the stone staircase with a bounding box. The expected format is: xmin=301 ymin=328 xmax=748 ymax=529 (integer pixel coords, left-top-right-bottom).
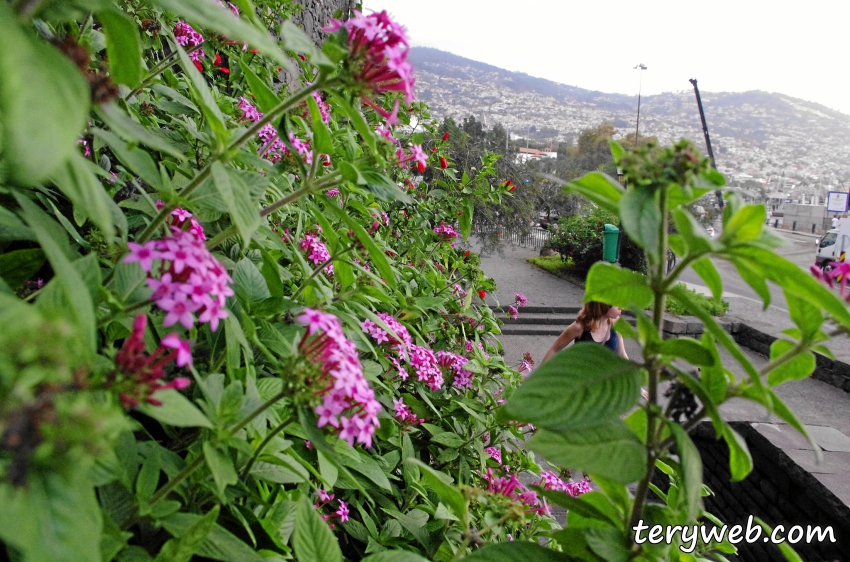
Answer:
xmin=492 ymin=306 xmax=579 ymax=336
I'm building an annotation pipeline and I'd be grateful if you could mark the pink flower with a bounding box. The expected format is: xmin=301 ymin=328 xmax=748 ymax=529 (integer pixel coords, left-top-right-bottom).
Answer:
xmin=124 ymin=210 xmax=232 ymax=332
xmin=436 ymin=350 xmax=473 ymax=390
xmin=433 ymin=222 xmax=459 ymax=241
xmin=485 ymin=446 xmax=502 ymax=464
xmin=174 ymin=21 xmax=204 ymax=62
xmin=299 ymin=232 xmax=334 ymax=275
xmin=237 ymin=98 xmax=314 ymax=164
xmin=515 ymin=293 xmax=528 ymax=307
xmin=335 ymin=501 xmax=349 ymax=522
xmin=324 ymin=10 xmax=416 ymax=103
xmin=393 ymin=398 xmax=423 ymax=425
xmin=298 ymin=309 xmax=381 ymax=448
xmin=507 ymin=305 xmax=519 ymax=320
xmin=108 ymin=315 xmax=193 ymax=408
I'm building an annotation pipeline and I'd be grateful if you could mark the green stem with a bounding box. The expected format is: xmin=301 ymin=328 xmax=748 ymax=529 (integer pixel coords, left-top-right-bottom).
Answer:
xmin=98 ymin=299 xmax=153 ymax=327
xmin=126 ymin=42 xmax=204 ymax=101
xmin=292 ymin=245 xmax=357 ymax=299
xmin=239 ymin=419 xmax=289 ymax=479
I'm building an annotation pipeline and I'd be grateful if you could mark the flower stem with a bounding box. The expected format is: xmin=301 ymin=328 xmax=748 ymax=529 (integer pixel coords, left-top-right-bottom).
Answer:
xmin=239 ymin=418 xmax=290 ymax=479
xmin=126 ymin=42 xmax=204 ymax=101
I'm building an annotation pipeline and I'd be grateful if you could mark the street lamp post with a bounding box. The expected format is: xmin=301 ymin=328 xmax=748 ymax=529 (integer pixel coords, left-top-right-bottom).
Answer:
xmin=634 ymin=63 xmax=647 ymax=146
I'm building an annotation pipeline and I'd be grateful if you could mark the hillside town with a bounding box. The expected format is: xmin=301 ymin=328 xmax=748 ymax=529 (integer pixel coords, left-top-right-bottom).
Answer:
xmin=412 ymin=47 xmax=850 ymax=205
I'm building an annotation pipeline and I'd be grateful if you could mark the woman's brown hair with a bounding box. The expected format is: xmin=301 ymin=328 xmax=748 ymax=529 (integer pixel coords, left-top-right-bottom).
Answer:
xmin=575 ymin=301 xmax=611 ymax=332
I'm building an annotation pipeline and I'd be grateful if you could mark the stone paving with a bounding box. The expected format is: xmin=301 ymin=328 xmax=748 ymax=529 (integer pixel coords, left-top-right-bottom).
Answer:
xmin=475 ymin=241 xmax=850 ymax=516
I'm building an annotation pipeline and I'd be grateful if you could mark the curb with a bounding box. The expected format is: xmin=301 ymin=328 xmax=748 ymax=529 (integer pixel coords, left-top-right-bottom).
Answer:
xmin=662 ymin=315 xmax=850 ymax=393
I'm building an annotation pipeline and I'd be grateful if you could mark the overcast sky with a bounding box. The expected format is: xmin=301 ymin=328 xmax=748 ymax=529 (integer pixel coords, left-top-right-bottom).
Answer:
xmin=365 ymin=0 xmax=850 ymax=115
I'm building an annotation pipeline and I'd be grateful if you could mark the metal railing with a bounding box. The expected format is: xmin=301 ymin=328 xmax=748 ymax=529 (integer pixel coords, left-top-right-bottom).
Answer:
xmin=472 ymin=226 xmax=552 ymax=250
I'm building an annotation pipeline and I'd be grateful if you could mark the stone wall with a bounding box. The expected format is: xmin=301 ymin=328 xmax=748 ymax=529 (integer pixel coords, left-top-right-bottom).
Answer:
xmin=278 ymin=0 xmax=353 ymax=85
xmin=653 ymin=422 xmax=850 ymax=561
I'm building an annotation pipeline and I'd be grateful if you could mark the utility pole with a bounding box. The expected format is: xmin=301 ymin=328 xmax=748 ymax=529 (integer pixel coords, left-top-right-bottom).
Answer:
xmin=634 ymin=64 xmax=647 ymax=145
xmin=689 ymin=78 xmax=723 ymax=209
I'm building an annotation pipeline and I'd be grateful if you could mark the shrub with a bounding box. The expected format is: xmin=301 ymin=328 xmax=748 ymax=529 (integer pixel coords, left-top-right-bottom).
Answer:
xmin=665 ymin=284 xmax=729 ymax=316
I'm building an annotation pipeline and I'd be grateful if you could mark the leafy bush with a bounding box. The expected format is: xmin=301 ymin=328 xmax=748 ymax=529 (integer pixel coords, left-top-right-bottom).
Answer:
xmin=546 ymin=207 xmax=647 ymax=274
xmin=666 ymin=284 xmax=729 ymax=316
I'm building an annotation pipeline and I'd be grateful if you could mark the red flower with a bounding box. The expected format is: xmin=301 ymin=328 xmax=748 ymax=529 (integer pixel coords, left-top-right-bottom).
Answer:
xmin=417 ymin=161 xmax=426 ymax=173
xmin=193 ymin=60 xmax=203 ymax=73
xmin=219 ymin=67 xmax=230 ymax=74
xmin=250 ymin=49 xmax=258 ymax=54
xmin=214 ymin=53 xmax=222 ymax=66
xmin=431 ymin=146 xmax=437 ymax=152
xmin=508 ymin=185 xmax=516 ymax=192
xmin=478 ymin=290 xmax=486 ymax=299
xmin=464 ymin=250 xmax=470 ymax=258
xmin=442 ymin=132 xmax=449 ymax=141
xmin=440 ymin=156 xmax=448 ymax=169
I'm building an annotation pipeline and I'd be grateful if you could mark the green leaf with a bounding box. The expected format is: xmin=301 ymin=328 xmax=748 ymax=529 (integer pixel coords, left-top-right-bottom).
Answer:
xmin=0 ymin=5 xmax=89 ymax=185
xmin=584 ymin=262 xmax=654 ymax=310
xmin=93 ymin=128 xmax=164 ymax=192
xmin=149 ymin=0 xmax=293 ymax=69
xmin=719 ymin=423 xmax=752 ymax=482
xmin=203 ymin=443 xmax=238 ymax=499
xmin=784 ymin=291 xmax=824 ymax=339
xmin=459 ymin=197 xmax=473 ymax=241
xmin=459 ymin=541 xmax=576 ymax=561
xmin=528 ymin=423 xmax=646 ymax=483
xmin=249 ymin=459 xmax=309 ymax=484
xmin=766 ymin=339 xmax=815 ymax=386
xmin=0 ymin=248 xmax=45 ymax=289
xmin=16 ymin=195 xmax=96 ymax=358
xmin=690 ymin=257 xmax=723 ymax=301
xmin=327 ymin=93 xmax=378 ymax=154
xmin=99 ymin=8 xmax=143 ymax=87
xmin=561 ymin=171 xmax=624 ymax=215
xmin=361 ymin=551 xmax=430 ymax=562
xmin=730 ymin=257 xmax=771 ymax=309
xmin=532 ymin=488 xmax=619 ymax=526
xmin=317 ymin=450 xmax=338 ymax=488
xmin=325 ymin=203 xmax=397 ymax=288
xmin=586 ymin=528 xmax=630 ymax=562
xmin=404 ymin=459 xmax=466 ymax=518
xmin=138 ymin=389 xmax=213 ymax=428
xmin=154 ymin=506 xmax=219 ymax=562
xmin=96 ymin=103 xmax=186 ymax=160
xmin=669 ymin=424 xmax=703 ymax=522
xmin=175 ymin=44 xmax=227 ymax=144
xmin=721 ymin=203 xmax=766 ymax=243
xmin=0 ymin=470 xmax=103 ymax=562
xmin=236 ymin=59 xmax=280 ymax=114
xmin=54 ymin=150 xmax=127 ymax=239
xmin=233 ymin=257 xmax=271 ymax=306
xmin=669 ymin=283 xmax=765 ymax=396
xmin=609 ymin=139 xmax=624 ymax=162
xmin=360 ymin=170 xmax=413 ymax=203
xmin=277 ymin=20 xmax=331 ymax=67
xmin=210 ymin=163 xmax=261 ymax=244
xmin=503 ymin=344 xmax=642 ymax=431
xmin=658 ymin=338 xmax=716 ymax=367
xmin=293 ymin=495 xmax=342 ymax=562
xmin=307 ymin=95 xmax=333 ymax=155
xmin=620 ymin=187 xmax=661 ymax=261
xmin=161 ymin=513 xmax=263 ymax=562
xmin=337 ymin=449 xmax=392 ymax=491
xmin=430 ymin=432 xmax=466 ymax=448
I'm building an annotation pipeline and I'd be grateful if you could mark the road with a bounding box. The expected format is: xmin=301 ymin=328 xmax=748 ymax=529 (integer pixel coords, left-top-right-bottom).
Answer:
xmin=678 ymin=227 xmax=819 ymax=314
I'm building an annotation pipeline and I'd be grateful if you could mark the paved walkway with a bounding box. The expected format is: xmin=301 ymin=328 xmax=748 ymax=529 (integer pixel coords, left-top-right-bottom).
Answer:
xmin=476 ymin=242 xmax=850 ymax=510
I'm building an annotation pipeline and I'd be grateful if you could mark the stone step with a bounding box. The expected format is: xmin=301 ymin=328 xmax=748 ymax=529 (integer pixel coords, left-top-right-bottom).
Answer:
xmin=498 ymin=313 xmax=575 ymax=326
xmin=500 ymin=325 xmax=566 ymax=336
xmin=490 ymin=305 xmax=579 ymax=314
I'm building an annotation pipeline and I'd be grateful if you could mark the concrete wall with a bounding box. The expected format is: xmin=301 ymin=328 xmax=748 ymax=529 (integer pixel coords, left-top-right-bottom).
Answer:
xmin=778 ymin=204 xmax=830 ymax=234
xmin=278 ymin=0 xmax=353 ymax=85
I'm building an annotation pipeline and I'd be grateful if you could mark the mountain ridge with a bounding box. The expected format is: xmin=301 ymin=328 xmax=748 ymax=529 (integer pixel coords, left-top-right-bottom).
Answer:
xmin=410 ymin=47 xmax=850 ymax=188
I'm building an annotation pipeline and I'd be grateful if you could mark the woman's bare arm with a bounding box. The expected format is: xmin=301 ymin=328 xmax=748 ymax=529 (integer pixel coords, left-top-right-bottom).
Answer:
xmin=541 ymin=322 xmax=583 ymax=364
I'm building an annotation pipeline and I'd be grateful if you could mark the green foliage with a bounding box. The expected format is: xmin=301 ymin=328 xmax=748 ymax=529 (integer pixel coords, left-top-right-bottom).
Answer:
xmin=0 ymin=3 xmax=835 ymax=561
xmin=665 ymin=283 xmax=729 ymax=317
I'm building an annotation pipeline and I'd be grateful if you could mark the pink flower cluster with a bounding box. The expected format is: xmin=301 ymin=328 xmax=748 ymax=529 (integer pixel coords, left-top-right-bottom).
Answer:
xmin=433 ymin=222 xmax=459 ymax=242
xmin=452 ymin=283 xmax=467 ymax=298
xmin=300 ymin=232 xmax=334 ymax=276
xmin=397 ymin=143 xmax=428 ymax=173
xmin=536 ymin=471 xmax=592 ymax=497
xmin=124 ymin=211 xmax=232 ymax=331
xmin=507 ymin=305 xmax=519 ymax=320
xmin=515 ymin=293 xmax=528 ymax=307
xmin=361 ymin=313 xmax=444 ymax=390
xmin=482 ymin=468 xmax=546 ymax=515
xmin=298 ymin=309 xmax=381 ymax=448
xmin=109 ymin=315 xmax=192 ymax=409
xmin=324 ymin=10 xmax=415 ymax=104
xmin=237 ymin=97 xmax=313 ymax=164
xmin=485 ymin=447 xmax=502 ymax=464
xmin=314 ymin=489 xmax=349 ymax=529
xmin=392 ymin=398 xmax=423 ymax=425
xmin=305 ymin=91 xmax=331 ymax=124
xmin=812 ymin=263 xmax=850 ymax=301
xmin=436 ymin=350 xmax=474 ymax=389
xmin=174 ymin=21 xmax=205 ymax=62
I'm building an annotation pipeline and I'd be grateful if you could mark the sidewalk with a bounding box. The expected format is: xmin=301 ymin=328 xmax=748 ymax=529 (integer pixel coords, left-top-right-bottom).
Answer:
xmin=476 ymin=241 xmax=850 ymax=509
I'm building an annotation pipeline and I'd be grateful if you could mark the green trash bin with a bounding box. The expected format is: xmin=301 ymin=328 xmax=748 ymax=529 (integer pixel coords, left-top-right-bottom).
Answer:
xmin=602 ymin=224 xmax=620 ymax=263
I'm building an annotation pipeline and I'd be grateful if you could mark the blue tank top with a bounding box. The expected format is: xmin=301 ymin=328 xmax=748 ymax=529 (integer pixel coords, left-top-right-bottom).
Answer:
xmin=578 ymin=326 xmax=618 ymax=351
